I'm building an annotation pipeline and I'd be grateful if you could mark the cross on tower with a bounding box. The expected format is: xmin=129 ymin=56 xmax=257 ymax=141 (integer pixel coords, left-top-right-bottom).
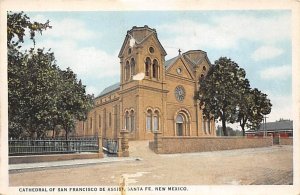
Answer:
xmin=178 ymin=49 xmax=181 ymax=55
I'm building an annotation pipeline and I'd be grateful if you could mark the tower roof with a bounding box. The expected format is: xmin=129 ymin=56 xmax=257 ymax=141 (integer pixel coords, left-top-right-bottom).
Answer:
xmin=182 ymin=50 xmax=212 ymax=68
xmin=118 ymin=25 xmax=167 ymax=58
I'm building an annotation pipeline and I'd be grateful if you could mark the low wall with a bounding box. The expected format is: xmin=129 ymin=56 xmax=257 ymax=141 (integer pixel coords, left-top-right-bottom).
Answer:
xmin=153 ymin=135 xmax=273 ymax=154
xmin=9 ymin=153 xmax=101 ymax=164
xmin=280 ymin=137 xmax=293 ymax=145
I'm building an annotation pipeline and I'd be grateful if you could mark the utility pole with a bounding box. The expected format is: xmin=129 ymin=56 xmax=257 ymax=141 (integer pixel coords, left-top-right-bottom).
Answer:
xmin=264 ymin=116 xmax=268 ymax=137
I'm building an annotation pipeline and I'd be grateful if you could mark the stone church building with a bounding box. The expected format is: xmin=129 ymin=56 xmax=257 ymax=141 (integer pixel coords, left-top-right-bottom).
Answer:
xmin=76 ymin=25 xmax=216 ymax=140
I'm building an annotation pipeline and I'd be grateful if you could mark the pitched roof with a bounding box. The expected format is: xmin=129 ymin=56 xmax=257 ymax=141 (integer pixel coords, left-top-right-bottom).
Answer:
xmin=118 ymin=25 xmax=167 ymax=58
xmin=182 ymin=50 xmax=212 ymax=68
xmin=164 ymin=55 xmax=180 ymax=69
xmin=165 ymin=50 xmax=212 ymax=72
xmin=97 ymin=82 xmax=120 ymax=97
xmin=257 ymin=120 xmax=293 ymax=131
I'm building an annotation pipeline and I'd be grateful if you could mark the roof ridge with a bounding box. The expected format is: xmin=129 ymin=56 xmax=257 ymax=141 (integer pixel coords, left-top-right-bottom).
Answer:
xmin=136 ymin=32 xmax=154 ymax=45
xmin=164 ymin=55 xmax=181 ymax=69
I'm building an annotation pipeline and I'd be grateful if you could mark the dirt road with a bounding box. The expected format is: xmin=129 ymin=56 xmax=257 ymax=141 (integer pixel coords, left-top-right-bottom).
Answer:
xmin=9 ymin=141 xmax=293 ymax=186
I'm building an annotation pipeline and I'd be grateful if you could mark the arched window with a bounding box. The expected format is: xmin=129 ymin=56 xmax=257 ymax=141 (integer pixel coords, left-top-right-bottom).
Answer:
xmin=176 ymin=114 xmax=184 ymax=136
xmin=145 ymin=57 xmax=151 ymax=77
xmin=152 ymin=59 xmax=159 ymax=79
xmin=130 ymin=110 xmax=135 ymax=132
xmin=125 ymin=111 xmax=130 ymax=130
xmin=153 ymin=110 xmax=159 ymax=131
xmin=125 ymin=61 xmax=130 ymax=81
xmin=130 ymin=58 xmax=135 ymax=77
xmin=146 ymin=110 xmax=152 ymax=131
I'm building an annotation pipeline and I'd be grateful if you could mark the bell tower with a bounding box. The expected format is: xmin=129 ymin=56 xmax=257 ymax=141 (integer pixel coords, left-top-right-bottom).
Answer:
xmin=118 ymin=25 xmax=168 ymax=139
xmin=118 ymin=25 xmax=167 ymax=86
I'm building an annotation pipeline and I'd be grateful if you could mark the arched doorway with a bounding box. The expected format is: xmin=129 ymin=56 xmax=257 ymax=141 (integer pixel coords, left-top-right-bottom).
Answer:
xmin=176 ymin=114 xmax=184 ymax=136
xmin=174 ymin=109 xmax=191 ymax=136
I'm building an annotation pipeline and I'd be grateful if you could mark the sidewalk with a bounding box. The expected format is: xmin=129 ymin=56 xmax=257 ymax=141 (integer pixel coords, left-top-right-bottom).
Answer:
xmin=9 ymin=156 xmax=141 ymax=173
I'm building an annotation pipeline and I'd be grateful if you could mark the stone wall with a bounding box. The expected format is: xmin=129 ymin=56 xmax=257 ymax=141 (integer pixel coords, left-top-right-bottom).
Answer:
xmin=280 ymin=137 xmax=293 ymax=145
xmin=9 ymin=153 xmax=100 ymax=164
xmin=151 ymin=132 xmax=273 ymax=154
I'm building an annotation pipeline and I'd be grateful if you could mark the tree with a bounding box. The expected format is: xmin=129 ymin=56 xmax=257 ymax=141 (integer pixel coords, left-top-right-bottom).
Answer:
xmin=8 ymin=12 xmax=93 ymax=139
xmin=237 ymin=88 xmax=272 ymax=135
xmin=22 ymin=49 xmax=62 ymax=138
xmin=8 ymin=48 xmax=62 ymax=138
xmin=8 ymin=12 xmax=52 ymax=138
xmin=57 ymin=68 xmax=93 ymax=140
xmin=198 ymin=57 xmax=250 ymax=136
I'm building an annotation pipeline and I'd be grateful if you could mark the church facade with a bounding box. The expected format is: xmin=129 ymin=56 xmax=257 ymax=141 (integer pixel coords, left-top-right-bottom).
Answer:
xmin=76 ymin=25 xmax=216 ymax=140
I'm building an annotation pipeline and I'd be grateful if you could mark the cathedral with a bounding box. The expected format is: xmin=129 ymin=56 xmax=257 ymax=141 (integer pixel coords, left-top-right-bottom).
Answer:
xmin=76 ymin=25 xmax=216 ymax=140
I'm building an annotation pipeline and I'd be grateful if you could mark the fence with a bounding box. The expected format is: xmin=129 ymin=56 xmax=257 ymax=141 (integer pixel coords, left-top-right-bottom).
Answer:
xmin=102 ymin=138 xmax=118 ymax=154
xmin=9 ymin=136 xmax=98 ymax=156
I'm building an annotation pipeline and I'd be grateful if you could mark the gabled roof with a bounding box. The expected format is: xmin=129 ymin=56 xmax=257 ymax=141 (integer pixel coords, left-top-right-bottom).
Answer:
xmin=165 ymin=55 xmax=181 ymax=70
xmin=164 ymin=54 xmax=195 ymax=80
xmin=257 ymin=120 xmax=293 ymax=131
xmin=118 ymin=25 xmax=167 ymax=58
xmin=182 ymin=50 xmax=212 ymax=68
xmin=165 ymin=50 xmax=212 ymax=73
xmin=97 ymin=82 xmax=120 ymax=98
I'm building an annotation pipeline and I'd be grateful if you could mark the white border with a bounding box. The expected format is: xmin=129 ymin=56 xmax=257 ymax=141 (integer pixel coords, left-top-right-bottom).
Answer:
xmin=1 ymin=0 xmax=299 ymax=194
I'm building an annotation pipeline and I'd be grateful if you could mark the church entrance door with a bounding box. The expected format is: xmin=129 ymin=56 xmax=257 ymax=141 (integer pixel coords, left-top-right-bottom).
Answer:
xmin=176 ymin=114 xmax=184 ymax=136
xmin=176 ymin=123 xmax=183 ymax=136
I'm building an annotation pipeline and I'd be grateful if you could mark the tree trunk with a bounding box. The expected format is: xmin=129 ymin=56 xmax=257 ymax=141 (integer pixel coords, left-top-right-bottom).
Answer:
xmin=65 ymin=128 xmax=69 ymax=151
xmin=65 ymin=129 xmax=68 ymax=140
xmin=241 ymin=125 xmax=245 ymax=136
xmin=221 ymin=115 xmax=228 ymax=136
xmin=240 ymin=117 xmax=247 ymax=136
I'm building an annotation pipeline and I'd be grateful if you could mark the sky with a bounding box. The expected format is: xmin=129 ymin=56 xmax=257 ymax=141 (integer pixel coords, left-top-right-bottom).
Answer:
xmin=22 ymin=10 xmax=292 ymax=124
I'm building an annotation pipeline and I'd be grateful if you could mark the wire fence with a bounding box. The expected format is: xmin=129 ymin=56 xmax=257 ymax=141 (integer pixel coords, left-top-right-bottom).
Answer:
xmin=9 ymin=136 xmax=99 ymax=156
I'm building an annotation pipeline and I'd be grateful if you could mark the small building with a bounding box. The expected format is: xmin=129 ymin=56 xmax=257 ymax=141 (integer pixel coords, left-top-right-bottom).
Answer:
xmin=76 ymin=25 xmax=216 ymax=140
xmin=245 ymin=119 xmax=293 ymax=137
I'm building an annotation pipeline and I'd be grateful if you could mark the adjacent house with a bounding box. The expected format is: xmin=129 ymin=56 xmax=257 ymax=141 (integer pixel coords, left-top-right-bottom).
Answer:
xmin=245 ymin=119 xmax=293 ymax=137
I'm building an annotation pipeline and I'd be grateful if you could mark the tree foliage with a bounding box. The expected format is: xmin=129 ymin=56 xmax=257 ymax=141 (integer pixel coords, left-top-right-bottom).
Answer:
xmin=7 ymin=11 xmax=51 ymax=49
xmin=57 ymin=68 xmax=94 ymax=139
xmin=237 ymin=88 xmax=272 ymax=136
xmin=199 ymin=57 xmax=250 ymax=136
xmin=198 ymin=57 xmax=271 ymax=136
xmin=8 ymin=12 xmax=93 ymax=139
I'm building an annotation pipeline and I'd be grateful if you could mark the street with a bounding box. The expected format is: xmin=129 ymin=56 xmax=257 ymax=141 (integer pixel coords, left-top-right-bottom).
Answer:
xmin=10 ymin=141 xmax=293 ymax=186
